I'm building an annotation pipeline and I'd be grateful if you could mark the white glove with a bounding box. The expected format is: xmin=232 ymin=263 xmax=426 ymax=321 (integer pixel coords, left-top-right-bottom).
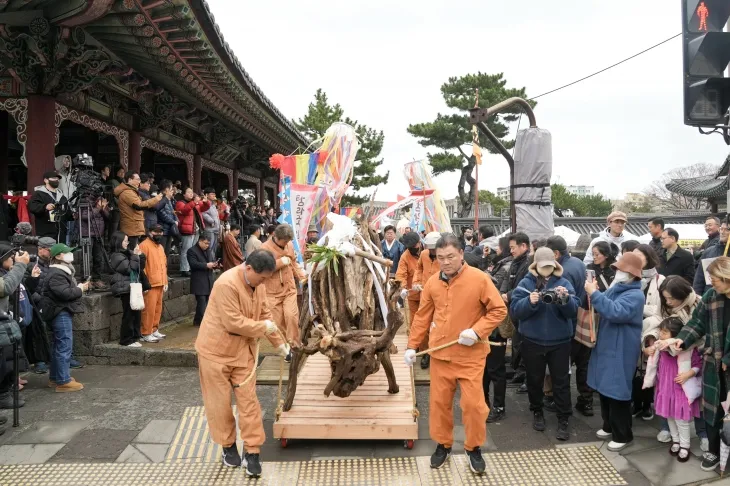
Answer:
xmin=400 ymin=289 xmax=409 ymax=299
xmin=277 ymin=343 xmax=291 ymax=357
xmin=264 ymin=320 xmax=278 ymax=335
xmin=404 ymin=349 xmax=417 ymax=367
xmin=280 ymin=256 xmax=291 ymax=266
xmin=458 ymin=329 xmax=479 ymax=346
xmin=163 ymin=285 xmax=168 ymax=292
xmin=412 ymin=284 xmax=423 ymax=292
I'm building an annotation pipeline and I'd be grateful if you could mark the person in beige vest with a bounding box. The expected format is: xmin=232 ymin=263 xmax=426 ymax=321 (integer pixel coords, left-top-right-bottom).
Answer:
xmin=260 ymin=224 xmax=305 ymax=360
xmin=195 ymin=249 xmax=289 ymax=477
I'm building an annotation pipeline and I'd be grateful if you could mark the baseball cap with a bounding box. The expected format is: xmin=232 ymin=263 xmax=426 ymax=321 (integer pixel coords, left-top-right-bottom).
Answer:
xmin=607 ymin=211 xmax=628 ymax=224
xmin=43 ymin=171 xmax=60 ymax=180
xmin=534 ymin=247 xmax=557 ymax=269
xmin=50 ymin=243 xmax=75 ymax=258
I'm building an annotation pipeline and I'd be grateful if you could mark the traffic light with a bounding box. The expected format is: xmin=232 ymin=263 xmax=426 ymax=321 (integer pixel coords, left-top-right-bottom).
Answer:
xmin=682 ymin=0 xmax=730 ymax=126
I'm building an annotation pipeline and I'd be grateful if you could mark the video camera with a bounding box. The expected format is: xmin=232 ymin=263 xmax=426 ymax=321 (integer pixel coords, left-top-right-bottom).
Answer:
xmin=69 ymin=153 xmax=106 ymax=206
xmin=539 ymin=289 xmax=569 ymax=305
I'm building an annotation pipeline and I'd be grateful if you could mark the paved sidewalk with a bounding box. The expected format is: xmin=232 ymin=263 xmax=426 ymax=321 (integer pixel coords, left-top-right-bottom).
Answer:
xmin=0 ymin=365 xmax=723 ymax=485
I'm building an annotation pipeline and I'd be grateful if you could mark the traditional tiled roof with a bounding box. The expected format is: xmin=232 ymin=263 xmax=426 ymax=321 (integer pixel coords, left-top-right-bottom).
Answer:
xmin=666 ymin=176 xmax=729 ymax=198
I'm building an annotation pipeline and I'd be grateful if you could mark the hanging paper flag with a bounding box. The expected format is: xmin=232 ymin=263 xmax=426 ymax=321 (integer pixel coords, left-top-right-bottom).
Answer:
xmin=340 ymin=207 xmax=362 ymax=219
xmin=290 ymin=183 xmax=319 ymax=254
xmin=277 ymin=176 xmax=304 ymax=264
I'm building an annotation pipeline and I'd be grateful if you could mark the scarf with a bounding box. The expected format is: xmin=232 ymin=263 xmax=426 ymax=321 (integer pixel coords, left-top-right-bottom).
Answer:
xmin=641 ymin=268 xmax=658 ymax=292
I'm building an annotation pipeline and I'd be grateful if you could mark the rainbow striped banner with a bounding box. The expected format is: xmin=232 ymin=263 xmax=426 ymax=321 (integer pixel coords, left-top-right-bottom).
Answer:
xmin=340 ymin=207 xmax=362 ymax=219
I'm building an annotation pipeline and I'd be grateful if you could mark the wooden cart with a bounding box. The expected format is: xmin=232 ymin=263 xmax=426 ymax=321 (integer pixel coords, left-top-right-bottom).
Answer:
xmin=273 ymin=334 xmax=418 ymax=449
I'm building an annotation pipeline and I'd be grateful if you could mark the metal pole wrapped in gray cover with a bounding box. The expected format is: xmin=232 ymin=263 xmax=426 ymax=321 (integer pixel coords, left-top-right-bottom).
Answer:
xmin=513 ymin=128 xmax=553 ymax=241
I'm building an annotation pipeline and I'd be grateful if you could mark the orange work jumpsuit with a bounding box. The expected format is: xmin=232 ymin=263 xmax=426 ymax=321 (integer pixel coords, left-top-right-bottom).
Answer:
xmin=139 ymin=237 xmax=168 ymax=335
xmin=395 ymin=249 xmax=421 ymax=324
xmin=412 ymin=249 xmax=441 ymax=351
xmin=260 ymin=238 xmax=306 ymax=345
xmin=408 ymin=264 xmax=506 ymax=451
xmin=195 ymin=266 xmax=285 ymax=453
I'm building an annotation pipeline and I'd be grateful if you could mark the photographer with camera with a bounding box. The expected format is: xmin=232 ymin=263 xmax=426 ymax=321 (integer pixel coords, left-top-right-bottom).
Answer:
xmin=510 ymin=247 xmax=580 ymax=441
xmin=28 ymin=171 xmax=68 ymax=241
xmin=0 ymin=243 xmax=29 ymax=412
xmin=139 ymin=174 xmax=163 ymax=233
xmin=114 ymin=172 xmax=163 ymax=250
xmin=156 ymin=180 xmax=179 ymax=257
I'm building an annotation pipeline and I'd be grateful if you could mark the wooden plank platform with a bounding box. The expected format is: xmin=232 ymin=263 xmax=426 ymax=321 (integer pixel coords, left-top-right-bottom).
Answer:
xmin=273 ymin=334 xmax=418 ymax=441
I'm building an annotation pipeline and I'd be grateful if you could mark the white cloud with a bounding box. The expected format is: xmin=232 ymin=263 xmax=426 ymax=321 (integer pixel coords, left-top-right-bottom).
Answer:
xmin=207 ymin=0 xmax=729 ymax=202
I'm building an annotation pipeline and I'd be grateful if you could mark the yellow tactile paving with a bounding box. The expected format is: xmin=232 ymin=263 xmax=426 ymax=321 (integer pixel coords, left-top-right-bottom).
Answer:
xmin=0 ymin=446 xmax=626 ymax=486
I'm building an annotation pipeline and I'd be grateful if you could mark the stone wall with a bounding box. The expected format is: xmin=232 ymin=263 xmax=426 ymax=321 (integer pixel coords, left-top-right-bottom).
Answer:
xmin=72 ymin=277 xmax=195 ymax=357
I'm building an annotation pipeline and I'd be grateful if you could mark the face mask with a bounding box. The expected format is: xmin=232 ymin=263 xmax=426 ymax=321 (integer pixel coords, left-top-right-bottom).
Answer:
xmin=537 ymin=266 xmax=554 ymax=278
xmin=611 ymin=270 xmax=632 ymax=287
xmin=152 ymin=235 xmax=162 ymax=244
xmin=62 ymin=253 xmax=74 ymax=264
xmin=48 ymin=180 xmax=59 ymax=189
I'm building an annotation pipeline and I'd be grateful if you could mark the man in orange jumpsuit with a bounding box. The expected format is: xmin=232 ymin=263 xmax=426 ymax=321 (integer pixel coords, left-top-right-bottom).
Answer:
xmin=395 ymin=231 xmax=423 ymax=324
xmin=404 ymin=234 xmax=507 ymax=474
xmin=411 ymin=231 xmax=442 ymax=369
xmin=196 ymin=249 xmax=288 ymax=477
xmin=260 ymin=224 xmax=306 ymax=360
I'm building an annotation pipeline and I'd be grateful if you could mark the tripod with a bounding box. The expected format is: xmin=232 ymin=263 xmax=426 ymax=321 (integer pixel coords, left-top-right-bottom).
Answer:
xmin=11 ymin=289 xmax=19 ymax=427
xmin=78 ymin=201 xmax=93 ymax=281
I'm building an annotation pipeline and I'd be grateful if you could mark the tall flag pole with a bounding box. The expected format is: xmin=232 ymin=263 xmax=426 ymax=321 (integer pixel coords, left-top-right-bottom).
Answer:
xmin=472 ymin=89 xmax=482 ymax=230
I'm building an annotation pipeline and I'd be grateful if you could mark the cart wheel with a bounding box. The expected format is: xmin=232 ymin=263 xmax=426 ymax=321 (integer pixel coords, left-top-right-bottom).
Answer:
xmin=280 ymin=438 xmax=288 ymax=448
xmin=404 ymin=440 xmax=414 ymax=450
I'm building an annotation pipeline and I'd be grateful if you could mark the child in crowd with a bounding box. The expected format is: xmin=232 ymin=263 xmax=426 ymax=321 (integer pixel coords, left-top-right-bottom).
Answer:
xmin=648 ymin=317 xmax=702 ymax=462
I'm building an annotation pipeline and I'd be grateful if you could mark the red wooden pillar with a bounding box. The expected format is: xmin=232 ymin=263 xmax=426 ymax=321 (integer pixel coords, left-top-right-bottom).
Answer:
xmin=0 ymin=111 xmax=8 ymax=194
xmin=193 ymin=155 xmax=202 ymax=194
xmin=128 ymin=131 xmax=141 ymax=173
xmin=26 ymin=95 xmax=57 ymax=193
xmin=230 ymin=175 xmax=238 ymax=201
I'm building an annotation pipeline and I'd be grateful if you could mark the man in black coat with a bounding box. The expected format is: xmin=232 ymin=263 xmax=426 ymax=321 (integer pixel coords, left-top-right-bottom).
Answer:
xmin=658 ymin=227 xmax=695 ymax=284
xmin=647 ymin=218 xmax=664 ymax=257
xmin=28 ymin=171 xmax=68 ymax=240
xmin=503 ymin=232 xmax=531 ymax=389
xmin=187 ymin=233 xmax=220 ymax=326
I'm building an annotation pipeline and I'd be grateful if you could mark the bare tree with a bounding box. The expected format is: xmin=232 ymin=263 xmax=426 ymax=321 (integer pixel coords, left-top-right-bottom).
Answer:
xmin=644 ymin=163 xmax=720 ymax=211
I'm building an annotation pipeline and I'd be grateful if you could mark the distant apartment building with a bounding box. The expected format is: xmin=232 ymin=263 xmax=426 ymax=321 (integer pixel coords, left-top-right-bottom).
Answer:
xmin=497 ymin=187 xmax=510 ymax=200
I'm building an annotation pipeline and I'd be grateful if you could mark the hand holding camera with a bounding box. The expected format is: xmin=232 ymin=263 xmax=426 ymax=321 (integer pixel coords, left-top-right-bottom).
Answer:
xmin=14 ymin=251 xmax=30 ymax=265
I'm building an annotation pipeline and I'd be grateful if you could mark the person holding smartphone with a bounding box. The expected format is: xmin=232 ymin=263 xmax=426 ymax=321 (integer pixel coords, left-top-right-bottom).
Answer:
xmin=188 ymin=233 xmax=217 ymax=327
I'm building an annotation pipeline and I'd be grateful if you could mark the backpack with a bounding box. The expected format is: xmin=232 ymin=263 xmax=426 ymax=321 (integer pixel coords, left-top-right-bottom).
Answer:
xmin=18 ymin=284 xmax=33 ymax=327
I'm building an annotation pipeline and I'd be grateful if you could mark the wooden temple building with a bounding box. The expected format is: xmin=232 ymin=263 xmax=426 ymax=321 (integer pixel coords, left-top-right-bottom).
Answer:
xmin=665 ymin=155 xmax=730 ymax=213
xmin=0 ymin=0 xmax=306 ymax=206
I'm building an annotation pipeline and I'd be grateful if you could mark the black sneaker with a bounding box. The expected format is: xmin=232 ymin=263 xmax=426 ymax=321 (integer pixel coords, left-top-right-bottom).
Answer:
xmin=631 ymin=403 xmax=643 ymax=417
xmin=533 ymin=411 xmax=546 ymax=432
xmin=640 ymin=408 xmax=654 ymax=421
xmin=243 ymin=452 xmax=262 ymax=477
xmin=575 ymin=401 xmax=594 ymax=417
xmin=509 ymin=372 xmax=525 ymax=385
xmin=420 ymin=354 xmax=430 ymax=369
xmin=487 ymin=407 xmax=505 ymax=423
xmin=430 ymin=444 xmax=451 ymax=469
xmin=221 ymin=444 xmax=241 ymax=467
xmin=701 ymin=452 xmax=720 ymax=471
xmin=544 ymin=397 xmax=557 ymax=413
xmin=284 ymin=351 xmax=292 ymax=363
xmin=516 ymin=383 xmax=528 ymax=394
xmin=556 ymin=419 xmax=569 ymax=441
xmin=465 ymin=447 xmax=486 ymax=474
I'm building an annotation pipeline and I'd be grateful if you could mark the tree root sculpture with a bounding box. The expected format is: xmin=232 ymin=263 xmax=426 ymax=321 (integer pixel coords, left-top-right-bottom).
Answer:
xmin=283 ymin=217 xmax=402 ymax=411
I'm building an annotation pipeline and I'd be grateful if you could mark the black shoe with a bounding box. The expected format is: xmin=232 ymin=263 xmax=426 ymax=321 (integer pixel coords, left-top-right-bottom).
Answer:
xmin=221 ymin=444 xmax=241 ymax=467
xmin=465 ymin=447 xmax=486 ymax=474
xmin=510 ymin=372 xmax=525 ymax=385
xmin=420 ymin=354 xmax=430 ymax=369
xmin=516 ymin=383 xmax=528 ymax=394
xmin=701 ymin=452 xmax=720 ymax=471
xmin=487 ymin=407 xmax=505 ymax=423
xmin=0 ymin=392 xmax=24 ymax=409
xmin=544 ymin=397 xmax=557 ymax=413
xmin=556 ymin=419 xmax=570 ymax=441
xmin=641 ymin=408 xmax=654 ymax=421
xmin=631 ymin=403 xmax=643 ymax=417
xmin=243 ymin=452 xmax=262 ymax=477
xmin=533 ymin=411 xmax=546 ymax=432
xmin=284 ymin=351 xmax=292 ymax=363
xmin=575 ymin=401 xmax=594 ymax=417
xmin=430 ymin=444 xmax=452 ymax=469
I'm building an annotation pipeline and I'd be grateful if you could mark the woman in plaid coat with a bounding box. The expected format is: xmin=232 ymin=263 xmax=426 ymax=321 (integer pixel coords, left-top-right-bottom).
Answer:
xmin=672 ymin=257 xmax=730 ymax=472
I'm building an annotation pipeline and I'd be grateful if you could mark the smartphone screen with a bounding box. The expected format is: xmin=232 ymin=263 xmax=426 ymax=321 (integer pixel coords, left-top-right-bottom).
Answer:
xmin=586 ymin=269 xmax=596 ymax=281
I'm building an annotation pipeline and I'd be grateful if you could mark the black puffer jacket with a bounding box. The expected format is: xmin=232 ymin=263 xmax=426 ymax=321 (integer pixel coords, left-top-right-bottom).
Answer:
xmin=34 ymin=264 xmax=84 ymax=321
xmin=109 ymin=250 xmax=145 ymax=296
